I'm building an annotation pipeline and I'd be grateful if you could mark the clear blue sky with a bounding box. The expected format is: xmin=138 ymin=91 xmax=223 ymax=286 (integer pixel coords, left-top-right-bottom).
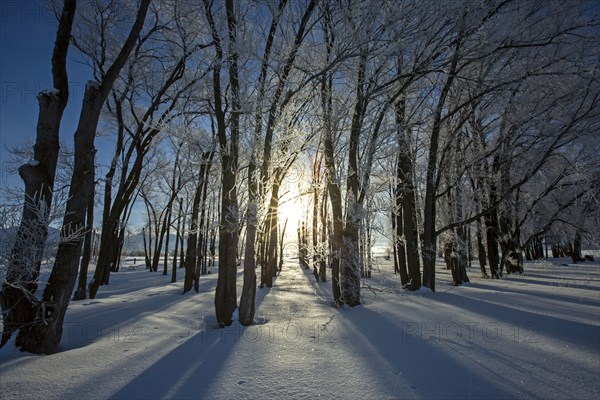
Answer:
xmin=1 ymin=0 xmax=89 ymax=190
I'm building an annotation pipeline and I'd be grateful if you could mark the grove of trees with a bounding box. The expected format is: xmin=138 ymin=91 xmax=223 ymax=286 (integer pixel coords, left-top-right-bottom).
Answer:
xmin=1 ymin=0 xmax=598 ymax=354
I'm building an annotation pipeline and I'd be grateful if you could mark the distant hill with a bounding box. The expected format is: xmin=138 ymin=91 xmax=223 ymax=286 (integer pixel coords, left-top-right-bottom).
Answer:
xmin=0 ymin=226 xmax=61 ymax=257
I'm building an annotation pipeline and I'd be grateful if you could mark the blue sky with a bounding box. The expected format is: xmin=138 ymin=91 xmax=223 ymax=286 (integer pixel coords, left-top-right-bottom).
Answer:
xmin=1 ymin=0 xmax=89 ymax=189
xmin=0 ymin=1 xmax=147 ymax=228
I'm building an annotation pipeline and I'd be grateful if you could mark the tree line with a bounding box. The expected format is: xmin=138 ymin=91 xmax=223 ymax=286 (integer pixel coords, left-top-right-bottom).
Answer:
xmin=1 ymin=0 xmax=598 ymax=354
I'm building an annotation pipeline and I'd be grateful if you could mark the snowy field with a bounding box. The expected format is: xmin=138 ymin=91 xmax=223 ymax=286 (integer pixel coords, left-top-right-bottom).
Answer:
xmin=1 ymin=257 xmax=599 ymax=400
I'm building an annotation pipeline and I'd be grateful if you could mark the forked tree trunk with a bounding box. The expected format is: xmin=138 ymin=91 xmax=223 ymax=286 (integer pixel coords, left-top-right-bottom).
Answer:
xmin=184 ymin=156 xmax=211 ymax=293
xmin=0 ymin=0 xmax=76 ymax=348
xmin=16 ymin=0 xmax=152 ymax=354
xmin=16 ymin=77 xmax=106 ymax=352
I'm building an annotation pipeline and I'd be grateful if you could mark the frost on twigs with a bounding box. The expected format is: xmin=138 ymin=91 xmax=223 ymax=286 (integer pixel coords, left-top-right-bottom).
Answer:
xmin=59 ymin=223 xmax=87 ymax=245
xmin=3 ymin=196 xmax=52 ymax=285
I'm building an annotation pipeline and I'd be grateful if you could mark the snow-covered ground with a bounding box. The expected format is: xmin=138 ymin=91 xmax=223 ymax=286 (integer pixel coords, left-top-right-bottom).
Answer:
xmin=1 ymin=257 xmax=599 ymax=399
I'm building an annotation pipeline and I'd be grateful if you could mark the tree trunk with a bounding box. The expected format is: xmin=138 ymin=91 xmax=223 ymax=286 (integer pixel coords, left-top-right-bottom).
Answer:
xmin=395 ymin=92 xmax=421 ymax=289
xmin=476 ymin=217 xmax=489 ymax=277
xmin=142 ymin=226 xmax=151 ymax=270
xmin=319 ymin=187 xmax=327 ymax=283
xmin=312 ymin=156 xmax=320 ymax=278
xmin=163 ymin=209 xmax=171 ymax=276
xmin=172 ymin=198 xmax=183 ymax=283
xmin=184 ymin=157 xmax=210 ymax=294
xmin=0 ymin=0 xmax=76 ymax=348
xmin=279 ymin=218 xmax=287 ymax=272
xmin=73 ymin=186 xmax=95 ymax=300
xmin=485 ymin=208 xmax=501 ymax=278
xmin=422 ymin=23 xmax=464 ymax=292
xmin=16 ymin=79 xmax=105 ymax=353
xmin=572 ymin=229 xmax=584 ymax=263
xmin=239 ymin=160 xmax=258 ymax=326
xmin=323 ymin=134 xmax=343 ymax=306
xmin=265 ymin=182 xmax=281 ymax=287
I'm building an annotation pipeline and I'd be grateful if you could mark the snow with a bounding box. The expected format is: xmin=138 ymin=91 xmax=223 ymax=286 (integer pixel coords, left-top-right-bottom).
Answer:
xmin=27 ymin=159 xmax=40 ymax=167
xmin=39 ymin=88 xmax=60 ymax=97
xmin=1 ymin=257 xmax=599 ymax=399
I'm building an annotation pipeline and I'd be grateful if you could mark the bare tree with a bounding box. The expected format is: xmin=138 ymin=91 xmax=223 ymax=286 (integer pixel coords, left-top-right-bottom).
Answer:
xmin=1 ymin=0 xmax=76 ymax=348
xmin=13 ymin=0 xmax=151 ymax=354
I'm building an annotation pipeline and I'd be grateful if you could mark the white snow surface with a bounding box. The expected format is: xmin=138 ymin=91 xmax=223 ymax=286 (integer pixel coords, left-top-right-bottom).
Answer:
xmin=1 ymin=257 xmax=599 ymax=399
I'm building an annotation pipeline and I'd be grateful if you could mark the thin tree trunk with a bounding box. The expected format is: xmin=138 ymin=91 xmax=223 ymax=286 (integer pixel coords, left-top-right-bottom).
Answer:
xmin=319 ymin=186 xmax=328 ymax=282
xmin=279 ymin=218 xmax=288 ymax=272
xmin=476 ymin=217 xmax=489 ymax=277
xmin=172 ymin=198 xmax=183 ymax=283
xmin=163 ymin=209 xmax=172 ymax=276
xmin=73 ymin=186 xmax=95 ymax=300
xmin=422 ymin=28 xmax=463 ymax=292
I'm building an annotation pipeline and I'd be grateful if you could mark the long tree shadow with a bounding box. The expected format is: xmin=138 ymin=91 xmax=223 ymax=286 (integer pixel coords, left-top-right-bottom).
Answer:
xmin=501 ymin=276 xmax=600 ymax=292
xmin=108 ymin=272 xmax=275 ymax=399
xmin=59 ymin=270 xmax=221 ymax=352
xmin=298 ymin=266 xmax=522 ymax=398
xmin=338 ymin=306 xmax=523 ymax=399
xmin=471 ymin=281 xmax=600 ymax=308
xmin=427 ymin=291 xmax=600 ymax=353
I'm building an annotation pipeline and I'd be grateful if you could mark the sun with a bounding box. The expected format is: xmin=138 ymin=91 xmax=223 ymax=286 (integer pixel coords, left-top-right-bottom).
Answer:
xmin=277 ymin=191 xmax=304 ymax=245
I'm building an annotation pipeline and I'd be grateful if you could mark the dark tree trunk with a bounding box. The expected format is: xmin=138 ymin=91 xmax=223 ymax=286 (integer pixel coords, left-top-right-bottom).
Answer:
xmin=13 ymin=0 xmax=152 ymax=349
xmin=15 ymin=80 xmax=105 ymax=353
xmin=319 ymin=188 xmax=327 ymax=282
xmin=215 ymin=166 xmax=239 ymax=326
xmin=312 ymin=156 xmax=320 ymax=279
xmin=395 ymin=95 xmax=421 ymax=289
xmin=323 ymin=135 xmax=343 ymax=306
xmin=142 ymin=226 xmax=151 ymax=270
xmin=73 ymin=186 xmax=95 ymax=300
xmin=184 ymin=177 xmax=202 ymax=293
xmin=172 ymin=198 xmax=183 ymax=283
xmin=340 ymin=52 xmax=366 ymax=307
xmin=184 ymin=155 xmax=211 ymax=293
xmin=391 ymin=206 xmax=399 ymax=275
xmin=279 ymin=218 xmax=287 ymax=272
xmin=239 ymin=163 xmax=258 ymax=326
xmin=572 ymin=229 xmax=584 ymax=263
xmin=485 ymin=208 xmax=501 ymax=278
xmin=163 ymin=209 xmax=172 ymax=276
xmin=203 ymin=0 xmax=241 ymax=327
xmin=422 ymin=24 xmax=463 ymax=292
xmin=320 ymin=7 xmax=341 ymax=304
xmin=476 ymin=218 xmax=489 ymax=277
xmin=265 ymin=182 xmax=281 ymax=287
xmin=0 ymin=0 xmax=76 ymax=348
